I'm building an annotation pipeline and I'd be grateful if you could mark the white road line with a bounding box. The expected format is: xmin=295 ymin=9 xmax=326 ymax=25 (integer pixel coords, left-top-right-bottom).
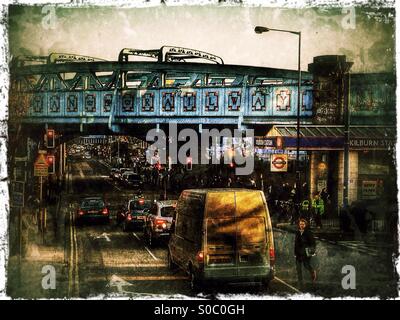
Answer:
xmin=103 ymin=263 xmax=167 ymax=268
xmin=131 ymin=232 xmax=159 ymax=260
xmin=144 ymin=246 xmax=159 ymax=261
xmin=274 ymin=276 xmax=302 ymax=294
xmin=105 ymin=179 xmax=122 ymax=191
xmin=132 ymin=232 xmax=141 ymax=241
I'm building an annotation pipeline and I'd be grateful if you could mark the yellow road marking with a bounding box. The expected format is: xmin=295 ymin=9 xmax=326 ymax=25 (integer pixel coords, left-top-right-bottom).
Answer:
xmin=72 ymin=212 xmax=79 ymax=297
xmin=68 ymin=211 xmax=73 ymax=297
xmin=68 ymin=211 xmax=79 ymax=297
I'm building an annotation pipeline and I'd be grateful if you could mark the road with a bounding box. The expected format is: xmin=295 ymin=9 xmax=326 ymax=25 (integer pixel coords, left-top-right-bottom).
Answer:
xmin=7 ymin=159 xmax=399 ymax=299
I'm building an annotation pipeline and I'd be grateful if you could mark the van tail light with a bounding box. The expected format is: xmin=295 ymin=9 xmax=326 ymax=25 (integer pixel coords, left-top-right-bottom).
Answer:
xmin=155 ymin=219 xmax=167 ymax=229
xmin=78 ymin=210 xmax=84 ymax=216
xmin=269 ymin=248 xmax=275 ymax=266
xmin=196 ymin=251 xmax=204 ymax=264
xmin=102 ymin=208 xmax=109 ymax=215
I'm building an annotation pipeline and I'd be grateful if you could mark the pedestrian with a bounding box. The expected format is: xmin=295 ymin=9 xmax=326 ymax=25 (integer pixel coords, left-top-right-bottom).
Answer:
xmin=339 ymin=204 xmax=352 ymax=233
xmin=300 ymin=199 xmax=310 ymax=222
xmin=294 ymin=218 xmax=317 ymax=288
xmin=312 ymin=192 xmax=325 ymax=228
xmin=320 ymin=188 xmax=330 ymax=216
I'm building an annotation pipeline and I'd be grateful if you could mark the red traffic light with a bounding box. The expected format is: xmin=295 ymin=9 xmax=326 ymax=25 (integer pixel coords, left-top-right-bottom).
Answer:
xmin=46 ymin=129 xmax=55 ymax=148
xmin=47 ymin=155 xmax=56 ymax=174
xmin=155 ymin=162 xmax=162 ymax=171
xmin=46 ymin=155 xmax=55 ymax=165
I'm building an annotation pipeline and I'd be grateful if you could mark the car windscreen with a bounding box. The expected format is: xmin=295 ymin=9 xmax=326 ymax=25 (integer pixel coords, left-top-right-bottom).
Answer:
xmin=161 ymin=206 xmax=175 ymax=217
xmin=81 ymin=199 xmax=104 ymax=209
xmin=127 ymin=175 xmax=140 ymax=181
xmin=129 ymin=200 xmax=151 ymax=211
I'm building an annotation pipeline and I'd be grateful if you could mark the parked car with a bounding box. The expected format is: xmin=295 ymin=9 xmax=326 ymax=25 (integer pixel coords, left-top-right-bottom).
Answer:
xmin=119 ymin=197 xmax=152 ymax=232
xmin=143 ymin=200 xmax=177 ymax=247
xmin=109 ymin=168 xmax=120 ymax=180
xmin=75 ymin=197 xmax=110 ymax=225
xmin=122 ymin=172 xmax=144 ymax=189
xmin=117 ymin=168 xmax=133 ymax=181
xmin=168 ymin=189 xmax=275 ymax=291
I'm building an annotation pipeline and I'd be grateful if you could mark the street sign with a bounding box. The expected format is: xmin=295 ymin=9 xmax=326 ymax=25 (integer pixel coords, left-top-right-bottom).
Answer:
xmin=270 ymin=154 xmax=288 ymax=172
xmin=34 ymin=151 xmax=48 ymax=177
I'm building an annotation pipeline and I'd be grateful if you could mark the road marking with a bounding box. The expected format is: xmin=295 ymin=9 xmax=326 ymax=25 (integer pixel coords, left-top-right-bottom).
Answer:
xmin=68 ymin=212 xmax=73 ymax=297
xmin=72 ymin=212 xmax=80 ymax=297
xmin=78 ymin=168 xmax=84 ymax=178
xmin=118 ymin=275 xmax=188 ymax=281
xmin=103 ymin=263 xmax=167 ymax=268
xmin=144 ymin=246 xmax=159 ymax=261
xmin=68 ymin=211 xmax=80 ymax=297
xmin=131 ymin=232 xmax=159 ymax=261
xmin=108 ymin=275 xmax=133 ymax=294
xmin=274 ymin=276 xmax=302 ymax=294
xmin=105 ymin=179 xmax=122 ymax=191
xmin=132 ymin=232 xmax=141 ymax=241
xmin=94 ymin=232 xmax=111 ymax=242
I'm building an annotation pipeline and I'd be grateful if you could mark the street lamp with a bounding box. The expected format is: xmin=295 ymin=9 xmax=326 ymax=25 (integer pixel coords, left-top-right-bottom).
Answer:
xmin=254 ymin=25 xmax=302 ymax=203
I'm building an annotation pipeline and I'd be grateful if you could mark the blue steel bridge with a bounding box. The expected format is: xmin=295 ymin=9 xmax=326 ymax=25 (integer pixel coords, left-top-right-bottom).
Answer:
xmin=9 ymin=46 xmax=314 ymax=138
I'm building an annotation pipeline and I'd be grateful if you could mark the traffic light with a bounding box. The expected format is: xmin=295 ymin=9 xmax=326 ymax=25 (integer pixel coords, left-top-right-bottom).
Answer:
xmin=46 ymin=129 xmax=55 ymax=148
xmin=186 ymin=157 xmax=192 ymax=171
xmin=47 ymin=155 xmax=55 ymax=174
xmin=155 ymin=162 xmax=162 ymax=171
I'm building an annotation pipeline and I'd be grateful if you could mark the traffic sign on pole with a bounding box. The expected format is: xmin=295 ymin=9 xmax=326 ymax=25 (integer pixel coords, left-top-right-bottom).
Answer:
xmin=34 ymin=151 xmax=49 ymax=177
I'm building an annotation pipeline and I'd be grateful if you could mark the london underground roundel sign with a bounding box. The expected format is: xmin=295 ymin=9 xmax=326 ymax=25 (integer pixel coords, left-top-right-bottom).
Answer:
xmin=271 ymin=154 xmax=288 ymax=172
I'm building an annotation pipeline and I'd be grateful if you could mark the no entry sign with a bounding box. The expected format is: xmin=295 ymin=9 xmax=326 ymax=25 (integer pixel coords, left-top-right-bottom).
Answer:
xmin=270 ymin=154 xmax=288 ymax=172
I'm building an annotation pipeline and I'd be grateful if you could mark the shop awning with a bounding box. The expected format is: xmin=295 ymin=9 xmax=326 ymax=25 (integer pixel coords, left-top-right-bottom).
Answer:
xmin=265 ymin=125 xmax=396 ymax=150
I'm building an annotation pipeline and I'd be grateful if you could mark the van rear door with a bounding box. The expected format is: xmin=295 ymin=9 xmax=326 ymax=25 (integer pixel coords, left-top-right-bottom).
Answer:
xmin=205 ymin=191 xmax=270 ymax=279
xmin=205 ymin=192 xmax=237 ymax=276
xmin=235 ymin=191 xmax=269 ymax=278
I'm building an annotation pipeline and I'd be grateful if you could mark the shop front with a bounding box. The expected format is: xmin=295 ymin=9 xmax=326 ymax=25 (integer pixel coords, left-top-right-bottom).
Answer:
xmin=263 ymin=125 xmax=396 ymax=217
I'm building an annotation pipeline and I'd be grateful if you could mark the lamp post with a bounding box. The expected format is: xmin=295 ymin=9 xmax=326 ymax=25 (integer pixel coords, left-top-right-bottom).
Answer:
xmin=254 ymin=26 xmax=302 ymax=205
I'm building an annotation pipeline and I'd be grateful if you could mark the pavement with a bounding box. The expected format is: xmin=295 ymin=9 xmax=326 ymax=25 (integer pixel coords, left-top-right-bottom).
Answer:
xmin=275 ymin=221 xmax=395 ymax=258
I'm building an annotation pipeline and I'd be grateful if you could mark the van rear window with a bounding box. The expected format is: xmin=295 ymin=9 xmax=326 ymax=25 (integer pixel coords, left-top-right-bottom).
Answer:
xmin=206 ymin=192 xmax=235 ymax=218
xmin=235 ymin=191 xmax=266 ymax=217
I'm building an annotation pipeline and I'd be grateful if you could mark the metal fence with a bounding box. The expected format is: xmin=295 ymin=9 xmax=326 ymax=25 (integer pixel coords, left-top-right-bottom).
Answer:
xmin=319 ymin=218 xmax=389 ymax=232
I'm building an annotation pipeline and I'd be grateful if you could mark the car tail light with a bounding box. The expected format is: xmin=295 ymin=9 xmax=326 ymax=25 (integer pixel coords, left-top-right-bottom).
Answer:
xmin=138 ymin=198 xmax=145 ymax=205
xmin=127 ymin=214 xmax=132 ymax=221
xmin=155 ymin=219 xmax=167 ymax=229
xmin=102 ymin=208 xmax=109 ymax=215
xmin=196 ymin=251 xmax=204 ymax=264
xmin=78 ymin=210 xmax=84 ymax=216
xmin=269 ymin=248 xmax=275 ymax=265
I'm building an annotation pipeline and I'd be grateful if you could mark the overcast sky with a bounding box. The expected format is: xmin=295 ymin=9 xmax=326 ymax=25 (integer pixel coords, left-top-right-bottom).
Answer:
xmin=8 ymin=4 xmax=395 ymax=73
